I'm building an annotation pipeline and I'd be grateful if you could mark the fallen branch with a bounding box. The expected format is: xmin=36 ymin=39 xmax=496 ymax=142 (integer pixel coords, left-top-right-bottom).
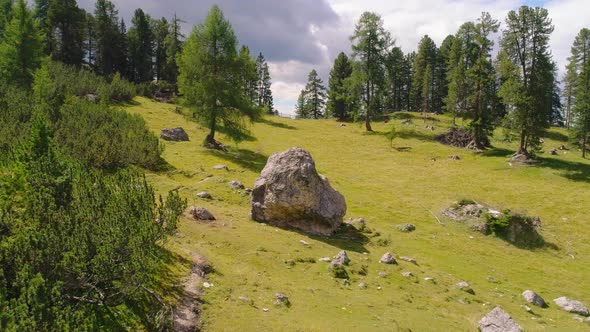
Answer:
xmin=422 ymin=205 xmax=445 ymax=225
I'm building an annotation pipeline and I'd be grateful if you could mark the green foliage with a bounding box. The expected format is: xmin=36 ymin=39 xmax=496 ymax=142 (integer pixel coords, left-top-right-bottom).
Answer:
xmin=300 ymin=69 xmax=327 ymax=119
xmin=0 ymin=0 xmax=43 ymax=88
xmin=128 ymin=8 xmax=153 ymax=83
xmin=54 ymin=98 xmax=161 ymax=170
xmin=330 ymin=266 xmax=349 ymax=279
xmin=106 ymin=72 xmax=137 ymax=102
xmin=178 ymin=5 xmax=260 ymax=146
xmin=47 ymin=0 xmax=86 ymax=66
xmin=411 ymin=35 xmax=437 ymax=113
xmin=255 ymin=52 xmax=274 ymax=114
xmin=568 ymin=28 xmax=590 ymax=157
xmin=483 ymin=210 xmax=511 ymax=235
xmin=0 ymin=86 xmax=34 ymax=153
xmin=327 ymin=52 xmax=353 ymax=120
xmin=0 ymin=119 xmax=186 ymax=330
xmin=385 ymin=125 xmax=396 ymax=147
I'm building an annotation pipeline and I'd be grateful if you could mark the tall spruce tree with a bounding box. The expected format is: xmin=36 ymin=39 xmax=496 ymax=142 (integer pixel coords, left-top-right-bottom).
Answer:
xmin=303 ymin=69 xmax=327 ymax=119
xmin=239 ymin=45 xmax=258 ymax=105
xmin=163 ymin=13 xmax=183 ymax=85
xmin=128 ymin=8 xmax=153 ymax=82
xmin=498 ymin=6 xmax=555 ymax=156
xmin=327 ymin=51 xmax=353 ymax=120
xmin=562 ymin=61 xmax=577 ymax=129
xmin=47 ymin=0 xmax=85 ymax=66
xmin=568 ymin=28 xmax=590 ymax=157
xmin=295 ymin=89 xmax=307 ymax=119
xmin=411 ymin=35 xmax=437 ymax=112
xmin=255 ymin=52 xmax=274 ymax=114
xmin=178 ymin=5 xmax=259 ymax=147
xmin=350 ymin=11 xmax=391 ymax=131
xmin=0 ymin=0 xmax=43 ymax=87
xmin=84 ymin=12 xmax=96 ymax=67
xmin=94 ymin=0 xmax=120 ymax=75
xmin=153 ymin=17 xmax=169 ymax=81
xmin=385 ymin=47 xmax=405 ymax=112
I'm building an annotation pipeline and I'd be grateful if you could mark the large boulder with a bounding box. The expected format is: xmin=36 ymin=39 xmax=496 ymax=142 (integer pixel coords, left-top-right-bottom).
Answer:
xmin=478 ymin=306 xmax=523 ymax=332
xmin=554 ymin=297 xmax=589 ymax=316
xmin=251 ymin=148 xmax=346 ymax=235
xmin=160 ymin=127 xmax=189 ymax=141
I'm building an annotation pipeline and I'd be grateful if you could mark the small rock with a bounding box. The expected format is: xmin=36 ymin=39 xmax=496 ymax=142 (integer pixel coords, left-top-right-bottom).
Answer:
xmin=85 ymin=94 xmax=98 ymax=103
xmin=160 ymin=127 xmax=189 ymax=141
xmin=343 ymin=279 xmax=350 ymax=286
xmin=401 ymin=272 xmax=413 ymax=277
xmin=522 ymin=290 xmax=546 ymax=308
xmin=213 ymin=164 xmax=228 ymax=171
xmin=559 ymin=145 xmax=569 ymax=150
xmin=203 ymin=282 xmax=212 ymax=288
xmin=358 ymin=282 xmax=367 ymax=289
xmin=554 ymin=297 xmax=589 ymax=316
xmin=478 ymin=306 xmax=523 ymax=332
xmin=550 ymin=149 xmax=558 ymax=155
xmin=378 ymin=271 xmax=388 ymax=278
xmin=190 ymin=206 xmax=216 ymax=221
xmin=377 ymin=286 xmax=382 ymax=290
xmin=238 ymin=296 xmax=252 ymax=304
xmin=379 ymin=252 xmax=397 ymax=264
xmin=339 ymin=123 xmax=346 ymax=127
xmin=399 ymin=256 xmax=417 ymax=265
xmin=299 ymin=239 xmax=310 ymax=246
xmin=319 ymin=257 xmax=331 ymax=262
xmin=229 ymin=180 xmax=245 ymax=189
xmin=397 ymin=224 xmax=416 ymax=232
xmin=262 ymin=308 xmax=269 ymax=312
xmin=449 ymin=155 xmax=461 ymax=160
xmin=573 ymin=315 xmax=584 ymax=322
xmin=521 ymin=305 xmax=532 ymax=313
xmin=332 ymin=250 xmax=350 ymax=267
xmin=275 ymin=293 xmax=290 ymax=306
xmin=456 ymin=281 xmax=475 ymax=295
xmin=196 ymin=192 xmax=212 ymax=199
xmin=424 ymin=277 xmax=435 ymax=282
xmin=284 ymin=259 xmax=295 ymax=267
xmin=244 ymin=188 xmax=253 ymax=194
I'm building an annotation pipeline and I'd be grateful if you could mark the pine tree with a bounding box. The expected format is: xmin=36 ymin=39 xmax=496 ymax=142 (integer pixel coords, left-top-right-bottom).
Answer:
xmin=569 ymin=28 xmax=590 ymax=157
xmin=84 ymin=12 xmax=96 ymax=67
xmin=163 ymin=13 xmax=184 ymax=85
xmin=421 ymin=64 xmax=432 ymax=115
xmin=498 ymin=6 xmax=555 ymax=156
xmin=178 ymin=5 xmax=259 ymax=147
xmin=295 ymin=89 xmax=307 ymax=119
xmin=239 ymin=45 xmax=258 ymax=104
xmin=350 ymin=11 xmax=391 ymax=131
xmin=303 ymin=69 xmax=327 ymax=119
xmin=385 ymin=47 xmax=405 ymax=113
xmin=402 ymin=52 xmax=415 ymax=111
xmin=128 ymin=8 xmax=153 ymax=82
xmin=327 ymin=51 xmax=353 ymax=120
xmin=113 ymin=18 xmax=129 ymax=78
xmin=255 ymin=52 xmax=274 ymax=114
xmin=562 ymin=61 xmax=577 ymax=129
xmin=153 ymin=17 xmax=169 ymax=81
xmin=94 ymin=0 xmax=120 ymax=76
xmin=47 ymin=0 xmax=85 ymax=66
xmin=0 ymin=0 xmax=13 ymax=39
xmin=0 ymin=0 xmax=43 ymax=87
xmin=411 ymin=35 xmax=437 ymax=112
xmin=33 ymin=0 xmax=49 ymax=52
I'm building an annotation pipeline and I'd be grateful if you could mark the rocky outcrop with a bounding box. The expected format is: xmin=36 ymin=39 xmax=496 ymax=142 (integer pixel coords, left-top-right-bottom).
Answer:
xmin=478 ymin=306 xmax=523 ymax=332
xmin=554 ymin=297 xmax=589 ymax=316
xmin=160 ymin=127 xmax=189 ymax=141
xmin=251 ymin=148 xmax=346 ymax=235
xmin=188 ymin=206 xmax=215 ymax=221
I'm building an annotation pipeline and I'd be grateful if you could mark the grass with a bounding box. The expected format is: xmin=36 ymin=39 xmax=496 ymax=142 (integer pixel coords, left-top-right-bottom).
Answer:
xmin=126 ymin=97 xmax=590 ymax=331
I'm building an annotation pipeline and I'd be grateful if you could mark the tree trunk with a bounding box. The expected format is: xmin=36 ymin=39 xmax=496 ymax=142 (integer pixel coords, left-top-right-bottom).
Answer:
xmin=365 ymin=110 xmax=373 ymax=131
xmin=517 ymin=129 xmax=527 ymax=155
xmin=583 ymin=134 xmax=587 ymax=159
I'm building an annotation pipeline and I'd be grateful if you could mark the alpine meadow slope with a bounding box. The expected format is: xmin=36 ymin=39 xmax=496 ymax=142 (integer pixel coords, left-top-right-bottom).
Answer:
xmin=127 ymin=96 xmax=590 ymax=331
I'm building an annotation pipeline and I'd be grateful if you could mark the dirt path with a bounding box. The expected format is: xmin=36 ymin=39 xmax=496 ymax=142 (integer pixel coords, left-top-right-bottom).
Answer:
xmin=173 ymin=253 xmax=209 ymax=332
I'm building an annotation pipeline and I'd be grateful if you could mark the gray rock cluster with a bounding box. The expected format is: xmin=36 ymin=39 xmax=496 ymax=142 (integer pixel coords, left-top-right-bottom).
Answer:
xmin=478 ymin=306 xmax=523 ymax=332
xmin=160 ymin=127 xmax=189 ymax=141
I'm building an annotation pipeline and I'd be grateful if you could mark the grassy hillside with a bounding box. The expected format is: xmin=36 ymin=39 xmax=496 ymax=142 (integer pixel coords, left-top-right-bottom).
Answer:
xmin=126 ymin=97 xmax=590 ymax=331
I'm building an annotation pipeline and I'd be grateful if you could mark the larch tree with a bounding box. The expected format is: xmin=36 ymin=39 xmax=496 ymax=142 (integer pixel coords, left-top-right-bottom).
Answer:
xmin=350 ymin=11 xmax=391 ymax=131
xmin=327 ymin=51 xmax=353 ymax=120
xmin=178 ymin=5 xmax=259 ymax=147
xmin=568 ymin=28 xmax=590 ymax=157
xmin=128 ymin=8 xmax=153 ymax=82
xmin=303 ymin=69 xmax=327 ymax=119
xmin=0 ymin=0 xmax=43 ymax=88
xmin=498 ymin=6 xmax=555 ymax=156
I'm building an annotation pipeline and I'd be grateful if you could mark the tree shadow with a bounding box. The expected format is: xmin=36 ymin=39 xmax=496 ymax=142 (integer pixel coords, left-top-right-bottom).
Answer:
xmin=481 ymin=147 xmax=514 ymax=158
xmin=300 ymin=224 xmax=370 ymax=253
xmin=537 ymin=156 xmax=590 ymax=183
xmin=207 ymin=148 xmax=268 ymax=173
xmin=396 ymin=128 xmax=437 ymax=141
xmin=542 ymin=130 xmax=569 ymax=142
xmin=258 ymin=118 xmax=297 ymax=130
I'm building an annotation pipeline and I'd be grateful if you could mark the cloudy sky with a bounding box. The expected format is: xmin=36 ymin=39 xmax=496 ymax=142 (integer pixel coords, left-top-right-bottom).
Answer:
xmin=78 ymin=0 xmax=587 ymax=115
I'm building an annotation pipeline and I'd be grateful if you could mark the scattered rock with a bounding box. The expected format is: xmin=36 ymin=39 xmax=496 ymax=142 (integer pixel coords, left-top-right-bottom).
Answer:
xmin=213 ymin=164 xmax=229 ymax=171
xmin=509 ymin=153 xmax=537 ymax=165
xmin=425 ymin=125 xmax=435 ymax=131
xmin=331 ymin=250 xmax=350 ymax=268
xmin=346 ymin=217 xmax=366 ymax=229
xmin=244 ymin=188 xmax=253 ymax=194
xmin=559 ymin=145 xmax=569 ymax=151
xmin=319 ymin=257 xmax=331 ymax=262
xmin=229 ymin=180 xmax=245 ymax=189
xmin=262 ymin=308 xmax=270 ymax=312
xmin=343 ymin=279 xmax=350 ymax=286
xmin=160 ymin=127 xmax=189 ymax=141
xmin=401 ymin=272 xmax=413 ymax=277
xmin=399 ymin=256 xmax=418 ymax=265
xmin=397 ymin=224 xmax=416 ymax=232
xmin=203 ymin=282 xmax=212 ymax=288
xmin=378 ymin=271 xmax=388 ymax=278
xmin=522 ymin=290 xmax=546 ymax=308
xmin=299 ymin=239 xmax=310 ymax=246
xmin=284 ymin=259 xmax=295 ymax=267
xmin=554 ymin=297 xmax=589 ymax=316
xmin=456 ymin=281 xmax=475 ymax=295
xmin=251 ymin=147 xmax=347 ymax=236
xmin=379 ymin=253 xmax=397 ymax=264
xmin=196 ymin=192 xmax=212 ymax=199
xmin=449 ymin=155 xmax=461 ymax=160
xmin=189 ymin=206 xmax=216 ymax=221
xmin=550 ymin=149 xmax=558 ymax=156
xmin=521 ymin=305 xmax=532 ymax=313
xmin=358 ymin=282 xmax=367 ymax=289
xmin=424 ymin=277 xmax=435 ymax=282
xmin=478 ymin=306 xmax=523 ymax=332
xmin=339 ymin=123 xmax=346 ymax=127
xmin=85 ymin=94 xmax=98 ymax=103
xmin=238 ymin=296 xmax=252 ymax=304
xmin=275 ymin=293 xmax=290 ymax=306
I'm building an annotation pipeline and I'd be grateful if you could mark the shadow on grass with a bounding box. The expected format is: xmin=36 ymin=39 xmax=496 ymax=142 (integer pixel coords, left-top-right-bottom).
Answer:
xmin=258 ymin=118 xmax=297 ymax=130
xmin=481 ymin=147 xmax=514 ymax=158
xmin=542 ymin=129 xmax=569 ymax=142
xmin=207 ymin=148 xmax=268 ymax=173
xmin=306 ymin=224 xmax=370 ymax=253
xmin=537 ymin=156 xmax=590 ymax=183
xmin=396 ymin=128 xmax=437 ymax=141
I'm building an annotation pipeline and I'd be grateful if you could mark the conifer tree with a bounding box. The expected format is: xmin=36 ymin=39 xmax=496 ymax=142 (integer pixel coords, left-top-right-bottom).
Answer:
xmin=327 ymin=51 xmax=353 ymax=120
xmin=178 ymin=5 xmax=259 ymax=147
xmin=153 ymin=17 xmax=169 ymax=81
xmin=295 ymin=89 xmax=307 ymax=119
xmin=47 ymin=0 xmax=85 ymax=66
xmin=128 ymin=8 xmax=153 ymax=82
xmin=0 ymin=0 xmax=43 ymax=87
xmin=568 ymin=28 xmax=590 ymax=157
xmin=163 ymin=13 xmax=184 ymax=85
xmin=411 ymin=35 xmax=437 ymax=112
xmin=385 ymin=47 xmax=405 ymax=112
xmin=303 ymin=69 xmax=327 ymax=119
xmin=94 ymin=0 xmax=120 ymax=75
xmin=255 ymin=52 xmax=274 ymax=114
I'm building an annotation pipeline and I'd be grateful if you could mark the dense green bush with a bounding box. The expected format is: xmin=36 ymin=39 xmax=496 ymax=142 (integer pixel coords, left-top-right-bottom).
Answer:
xmin=0 ymin=86 xmax=34 ymax=153
xmin=0 ymin=120 xmax=186 ymax=330
xmin=54 ymin=98 xmax=163 ymax=170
